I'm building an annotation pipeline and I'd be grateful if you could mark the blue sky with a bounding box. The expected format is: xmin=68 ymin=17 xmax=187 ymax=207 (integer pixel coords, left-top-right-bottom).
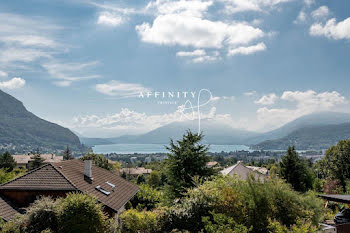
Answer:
xmin=1 ymin=0 xmax=350 ymax=137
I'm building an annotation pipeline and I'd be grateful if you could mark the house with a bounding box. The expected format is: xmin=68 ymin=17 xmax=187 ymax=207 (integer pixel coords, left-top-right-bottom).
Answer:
xmin=206 ymin=161 xmax=219 ymax=168
xmin=13 ymin=154 xmax=63 ymax=168
xmin=220 ymin=161 xmax=267 ymax=181
xmin=0 ymin=195 xmax=20 ymax=222
xmin=0 ymin=159 xmax=139 ymax=221
xmin=120 ymin=167 xmax=152 ymax=177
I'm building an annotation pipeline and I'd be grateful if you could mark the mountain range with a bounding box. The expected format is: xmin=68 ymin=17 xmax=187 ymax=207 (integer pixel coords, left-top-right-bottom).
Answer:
xmin=0 ymin=90 xmax=86 ymax=154
xmin=81 ymin=112 xmax=350 ymax=150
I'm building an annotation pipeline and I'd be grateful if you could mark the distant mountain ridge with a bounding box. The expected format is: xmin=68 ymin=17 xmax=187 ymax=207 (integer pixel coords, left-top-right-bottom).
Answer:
xmin=0 ymin=90 xmax=86 ymax=154
xmin=82 ymin=112 xmax=350 ymax=151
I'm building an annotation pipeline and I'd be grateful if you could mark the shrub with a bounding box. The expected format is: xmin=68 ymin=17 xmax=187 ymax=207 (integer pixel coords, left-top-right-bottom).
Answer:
xmin=130 ymin=184 xmax=163 ymax=210
xmin=120 ymin=208 xmax=164 ymax=233
xmin=58 ymin=193 xmax=108 ymax=233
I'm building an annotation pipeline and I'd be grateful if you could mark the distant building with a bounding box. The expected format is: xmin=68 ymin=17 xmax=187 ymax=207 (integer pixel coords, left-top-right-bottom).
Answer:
xmin=13 ymin=154 xmax=63 ymax=169
xmin=120 ymin=167 xmax=152 ymax=177
xmin=0 ymin=160 xmax=139 ymax=221
xmin=145 ymin=157 xmax=152 ymax=163
xmin=206 ymin=161 xmax=218 ymax=168
xmin=220 ymin=161 xmax=267 ymax=181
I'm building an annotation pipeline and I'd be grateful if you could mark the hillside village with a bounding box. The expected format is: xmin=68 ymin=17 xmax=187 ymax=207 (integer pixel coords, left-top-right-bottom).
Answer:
xmin=0 ymin=131 xmax=350 ymax=233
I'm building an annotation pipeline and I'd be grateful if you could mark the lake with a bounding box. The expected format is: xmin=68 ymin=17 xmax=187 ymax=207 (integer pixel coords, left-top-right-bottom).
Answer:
xmin=92 ymin=143 xmax=251 ymax=154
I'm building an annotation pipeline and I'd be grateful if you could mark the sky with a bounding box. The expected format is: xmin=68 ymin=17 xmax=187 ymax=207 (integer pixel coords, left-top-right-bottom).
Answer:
xmin=1 ymin=0 xmax=350 ymax=137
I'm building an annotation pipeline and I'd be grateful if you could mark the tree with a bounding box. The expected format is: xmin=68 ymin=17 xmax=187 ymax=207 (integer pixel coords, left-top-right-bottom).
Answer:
xmin=28 ymin=149 xmax=45 ymax=170
xmin=279 ymin=146 xmax=314 ymax=192
xmin=58 ymin=193 xmax=108 ymax=233
xmin=137 ymin=174 xmax=146 ymax=184
xmin=320 ymin=140 xmax=350 ymax=192
xmin=63 ymin=146 xmax=73 ymax=160
xmin=148 ymin=171 xmax=161 ymax=188
xmin=0 ymin=151 xmax=16 ymax=171
xmin=81 ymin=153 xmax=112 ymax=171
xmin=166 ymin=130 xmax=214 ymax=198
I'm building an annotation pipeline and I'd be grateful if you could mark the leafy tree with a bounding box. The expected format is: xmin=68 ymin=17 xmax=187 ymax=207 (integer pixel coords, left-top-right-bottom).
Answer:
xmin=137 ymin=174 xmax=146 ymax=184
xmin=81 ymin=153 xmax=112 ymax=171
xmin=58 ymin=193 xmax=108 ymax=233
xmin=0 ymin=151 xmax=16 ymax=171
xmin=279 ymin=146 xmax=314 ymax=192
xmin=28 ymin=149 xmax=45 ymax=170
xmin=63 ymin=146 xmax=73 ymax=160
xmin=0 ymin=168 xmax=26 ymax=184
xmin=24 ymin=197 xmax=59 ymax=233
xmin=318 ymin=140 xmax=350 ymax=192
xmin=166 ymin=130 xmax=214 ymax=198
xmin=120 ymin=208 xmax=165 ymax=233
xmin=130 ymin=184 xmax=163 ymax=210
xmin=148 ymin=171 xmax=161 ymax=188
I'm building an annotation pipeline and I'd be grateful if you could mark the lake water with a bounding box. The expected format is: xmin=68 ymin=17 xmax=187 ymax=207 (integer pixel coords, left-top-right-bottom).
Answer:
xmin=92 ymin=143 xmax=251 ymax=154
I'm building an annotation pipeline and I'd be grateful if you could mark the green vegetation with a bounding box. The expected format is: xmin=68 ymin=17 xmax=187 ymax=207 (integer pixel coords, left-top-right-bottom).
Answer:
xmin=165 ymin=130 xmax=215 ymax=198
xmin=0 ymin=151 xmax=16 ymax=171
xmin=63 ymin=146 xmax=74 ymax=160
xmin=80 ymin=153 xmax=113 ymax=171
xmin=28 ymin=149 xmax=45 ymax=171
xmin=279 ymin=146 xmax=314 ymax=192
xmin=0 ymin=167 xmax=26 ymax=184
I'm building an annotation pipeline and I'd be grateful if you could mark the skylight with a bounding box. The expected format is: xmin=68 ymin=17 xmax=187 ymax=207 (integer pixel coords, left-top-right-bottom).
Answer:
xmin=95 ymin=185 xmax=110 ymax=195
xmin=106 ymin=181 xmax=115 ymax=188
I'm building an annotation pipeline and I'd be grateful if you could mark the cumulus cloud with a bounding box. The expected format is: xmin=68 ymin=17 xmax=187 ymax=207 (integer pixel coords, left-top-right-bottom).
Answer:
xmin=176 ymin=49 xmax=220 ymax=63
xmin=136 ymin=15 xmax=264 ymax=49
xmin=294 ymin=11 xmax=307 ymax=24
xmin=310 ymin=17 xmax=350 ymax=40
xmin=256 ymin=90 xmax=347 ymax=130
xmin=0 ymin=77 xmax=26 ymax=89
xmin=220 ymin=0 xmax=293 ymax=14
xmin=42 ymin=61 xmax=100 ymax=86
xmin=0 ymin=71 xmax=8 ymax=78
xmin=254 ymin=93 xmax=277 ymax=105
xmin=304 ymin=0 xmax=315 ymax=7
xmin=95 ymin=80 xmax=151 ymax=97
xmin=97 ymin=11 xmax=125 ymax=26
xmin=176 ymin=49 xmax=206 ymax=57
xmin=311 ymin=6 xmax=330 ymax=20
xmin=228 ymin=42 xmax=266 ymax=56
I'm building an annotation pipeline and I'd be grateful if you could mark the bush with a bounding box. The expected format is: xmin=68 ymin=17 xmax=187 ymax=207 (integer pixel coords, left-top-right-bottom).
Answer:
xmin=119 ymin=208 xmax=164 ymax=233
xmin=24 ymin=197 xmax=59 ymax=233
xmin=58 ymin=193 xmax=108 ymax=233
xmin=130 ymin=184 xmax=163 ymax=210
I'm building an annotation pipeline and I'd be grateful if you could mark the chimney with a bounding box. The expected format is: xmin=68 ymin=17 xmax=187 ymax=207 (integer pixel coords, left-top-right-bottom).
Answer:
xmin=84 ymin=160 xmax=93 ymax=183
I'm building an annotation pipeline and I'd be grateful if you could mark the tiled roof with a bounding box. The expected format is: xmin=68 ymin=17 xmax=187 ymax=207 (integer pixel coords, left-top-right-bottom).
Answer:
xmin=0 ymin=164 xmax=77 ymax=191
xmin=13 ymin=154 xmax=63 ymax=164
xmin=0 ymin=160 xmax=139 ymax=213
xmin=0 ymin=195 xmax=20 ymax=222
xmin=53 ymin=160 xmax=139 ymax=212
xmin=120 ymin=167 xmax=152 ymax=175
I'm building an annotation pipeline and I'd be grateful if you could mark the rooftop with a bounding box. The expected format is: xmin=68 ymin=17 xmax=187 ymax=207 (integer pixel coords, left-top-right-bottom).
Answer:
xmin=0 ymin=195 xmax=20 ymax=222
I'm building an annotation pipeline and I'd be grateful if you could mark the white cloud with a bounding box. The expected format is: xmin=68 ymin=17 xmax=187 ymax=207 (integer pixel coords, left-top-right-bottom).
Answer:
xmin=311 ymin=6 xmax=330 ymax=20
xmin=228 ymin=42 xmax=266 ymax=56
xmin=0 ymin=35 xmax=57 ymax=48
xmin=254 ymin=93 xmax=277 ymax=105
xmin=176 ymin=49 xmax=206 ymax=57
xmin=211 ymin=95 xmax=235 ymax=102
xmin=97 ymin=11 xmax=125 ymax=26
xmin=220 ymin=0 xmax=293 ymax=14
xmin=256 ymin=90 xmax=347 ymax=130
xmin=304 ymin=0 xmax=315 ymax=7
xmin=0 ymin=48 xmax=51 ymax=63
xmin=0 ymin=71 xmax=8 ymax=78
xmin=294 ymin=11 xmax=307 ymax=24
xmin=95 ymin=80 xmax=151 ymax=97
xmin=42 ymin=61 xmax=100 ymax=86
xmin=0 ymin=77 xmax=25 ymax=89
xmin=310 ymin=17 xmax=350 ymax=40
xmin=146 ymin=0 xmax=213 ymax=17
xmin=136 ymin=14 xmax=264 ymax=49
xmin=244 ymin=90 xmax=257 ymax=96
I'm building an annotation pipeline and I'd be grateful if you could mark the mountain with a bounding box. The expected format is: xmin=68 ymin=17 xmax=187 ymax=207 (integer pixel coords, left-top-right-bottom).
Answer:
xmin=253 ymin=122 xmax=350 ymax=150
xmin=108 ymin=119 xmax=259 ymax=145
xmin=0 ymin=90 xmax=86 ymax=154
xmin=247 ymin=112 xmax=350 ymax=144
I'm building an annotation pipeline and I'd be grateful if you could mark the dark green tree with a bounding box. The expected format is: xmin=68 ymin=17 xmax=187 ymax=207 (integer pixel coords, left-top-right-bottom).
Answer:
xmin=28 ymin=149 xmax=45 ymax=170
xmin=148 ymin=171 xmax=161 ymax=188
xmin=137 ymin=174 xmax=146 ymax=184
xmin=0 ymin=151 xmax=16 ymax=171
xmin=320 ymin=140 xmax=350 ymax=192
xmin=63 ymin=146 xmax=73 ymax=160
xmin=279 ymin=146 xmax=314 ymax=192
xmin=166 ymin=130 xmax=214 ymax=198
